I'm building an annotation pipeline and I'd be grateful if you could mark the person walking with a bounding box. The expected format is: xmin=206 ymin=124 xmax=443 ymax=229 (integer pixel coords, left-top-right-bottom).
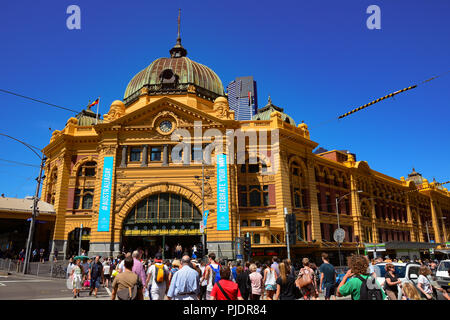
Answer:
xmin=249 ymin=263 xmax=264 ymax=300
xmin=297 ymin=258 xmax=318 ymax=300
xmin=39 ymin=248 xmax=45 ymax=263
xmin=319 ymin=253 xmax=337 ymax=300
xmin=210 ymin=266 xmax=244 ymax=300
xmin=70 ymin=258 xmax=83 ymax=298
xmin=89 ymin=256 xmax=104 ymax=298
xmin=384 ymin=263 xmax=401 ymax=300
xmin=167 ymin=256 xmax=200 ymax=300
xmin=198 ymin=260 xmax=208 ymax=300
xmin=32 ymin=248 xmax=38 ymax=262
xmin=416 ymin=265 xmax=446 ymax=300
xmin=204 ymin=252 xmax=221 ymax=300
xmin=274 ymin=262 xmax=299 ymax=300
xmin=53 ymin=248 xmax=58 ymax=262
xmin=337 ymin=255 xmax=386 ymax=300
xmin=111 ymin=256 xmax=144 ymax=300
xmin=271 ymin=257 xmax=280 ymax=277
xmin=401 ymin=282 xmax=422 ymax=300
xmin=146 ymin=253 xmax=169 ymax=300
xmin=235 ymin=265 xmax=251 ymax=300
xmin=103 ymin=258 xmax=111 ymax=288
xmin=175 ymin=244 xmax=182 ymax=260
xmin=132 ymin=250 xmax=146 ymax=297
xmin=66 ymin=257 xmax=74 ymax=279
xmin=263 ymin=260 xmax=277 ymax=300
xmin=81 ymin=258 xmax=90 ymax=289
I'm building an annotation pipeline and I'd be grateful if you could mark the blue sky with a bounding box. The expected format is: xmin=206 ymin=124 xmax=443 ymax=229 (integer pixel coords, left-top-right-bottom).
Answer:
xmin=0 ymin=0 xmax=449 ymax=198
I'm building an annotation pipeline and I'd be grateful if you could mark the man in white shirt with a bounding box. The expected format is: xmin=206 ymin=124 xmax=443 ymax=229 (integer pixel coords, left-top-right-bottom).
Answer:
xmin=146 ymin=253 xmax=169 ymax=300
xmin=203 ymin=252 xmax=220 ymax=300
xmin=118 ymin=252 xmax=131 ymax=273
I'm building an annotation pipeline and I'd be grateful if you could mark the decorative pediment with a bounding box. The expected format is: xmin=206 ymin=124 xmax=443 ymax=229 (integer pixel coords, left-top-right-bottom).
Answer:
xmin=98 ymin=97 xmax=231 ymax=133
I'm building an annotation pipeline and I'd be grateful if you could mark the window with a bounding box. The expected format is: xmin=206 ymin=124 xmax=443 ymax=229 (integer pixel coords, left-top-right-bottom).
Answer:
xmin=241 ymin=220 xmax=248 ymax=227
xmin=123 ymin=193 xmax=201 ymax=223
xmin=297 ymin=221 xmax=304 ymax=241
xmin=294 ymin=188 xmax=301 ymax=208
xmin=250 ymin=220 xmax=262 ymax=227
xmin=250 ymin=185 xmax=261 ymax=206
xmin=248 ymin=164 xmax=259 ymax=173
xmin=345 ymin=198 xmax=350 ymax=214
xmin=253 ymin=234 xmax=261 ymax=244
xmin=77 ymin=161 xmax=97 ymax=177
xmin=151 ymin=147 xmax=161 ymax=161
xmin=74 ymin=188 xmax=94 ymax=210
xmin=130 ymin=148 xmax=141 ymax=162
xmin=265 ymin=219 xmax=270 ymax=226
xmin=240 ymin=184 xmax=270 ymax=207
xmin=241 ymin=157 xmax=267 ymax=174
xmin=326 ymin=194 xmax=332 ymax=213
xmin=191 ymin=145 xmax=203 ymax=161
xmin=317 ymin=193 xmax=322 ymax=211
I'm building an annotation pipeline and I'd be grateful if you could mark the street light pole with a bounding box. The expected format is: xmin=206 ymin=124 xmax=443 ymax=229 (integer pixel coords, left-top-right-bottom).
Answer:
xmin=23 ymin=154 xmax=46 ymax=274
xmin=335 ymin=196 xmax=343 ymax=267
xmin=284 ymin=207 xmax=291 ymax=261
xmin=201 ymin=160 xmax=206 ymax=257
xmin=78 ymin=223 xmax=83 ymax=256
xmin=335 ymin=190 xmax=363 ymax=267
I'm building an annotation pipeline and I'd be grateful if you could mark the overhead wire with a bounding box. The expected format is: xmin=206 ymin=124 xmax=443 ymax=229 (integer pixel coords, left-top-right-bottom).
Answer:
xmin=0 ymin=88 xmax=79 ymax=113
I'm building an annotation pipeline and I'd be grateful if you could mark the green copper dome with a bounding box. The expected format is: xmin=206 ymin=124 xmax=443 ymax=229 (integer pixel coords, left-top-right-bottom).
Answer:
xmin=252 ymin=97 xmax=296 ymax=126
xmin=124 ymin=56 xmax=225 ymax=104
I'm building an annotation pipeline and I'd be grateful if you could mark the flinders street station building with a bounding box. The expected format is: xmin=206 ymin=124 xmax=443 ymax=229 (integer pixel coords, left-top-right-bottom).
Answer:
xmin=37 ymin=33 xmax=450 ymax=262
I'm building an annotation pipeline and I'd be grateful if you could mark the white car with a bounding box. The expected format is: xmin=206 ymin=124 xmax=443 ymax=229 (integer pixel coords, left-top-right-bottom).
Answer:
xmin=436 ymin=260 xmax=450 ymax=292
xmin=372 ymin=262 xmax=421 ymax=300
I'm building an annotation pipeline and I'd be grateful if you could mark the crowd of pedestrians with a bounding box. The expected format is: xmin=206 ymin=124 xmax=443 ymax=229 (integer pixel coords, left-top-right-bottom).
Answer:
xmin=62 ymin=248 xmax=450 ymax=301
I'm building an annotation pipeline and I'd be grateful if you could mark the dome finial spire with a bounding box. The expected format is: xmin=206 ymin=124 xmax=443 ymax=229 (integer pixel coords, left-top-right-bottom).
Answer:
xmin=170 ymin=9 xmax=187 ymax=58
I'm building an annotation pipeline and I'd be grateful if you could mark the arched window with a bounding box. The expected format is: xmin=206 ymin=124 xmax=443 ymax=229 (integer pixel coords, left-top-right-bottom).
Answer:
xmin=124 ymin=193 xmax=201 ymax=224
xmin=74 ymin=161 xmax=97 ymax=211
xmin=239 ymin=185 xmax=269 ymax=207
xmin=77 ymin=161 xmax=97 ymax=177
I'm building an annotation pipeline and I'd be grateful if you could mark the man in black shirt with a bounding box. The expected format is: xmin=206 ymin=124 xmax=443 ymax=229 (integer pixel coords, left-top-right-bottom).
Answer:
xmin=319 ymin=252 xmax=336 ymax=300
xmin=89 ymin=256 xmax=104 ymax=298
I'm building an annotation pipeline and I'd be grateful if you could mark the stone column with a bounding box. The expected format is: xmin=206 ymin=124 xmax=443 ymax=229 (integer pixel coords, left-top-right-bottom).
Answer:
xmin=405 ymin=195 xmax=416 ymax=243
xmin=120 ymin=146 xmax=127 ymax=168
xmin=430 ymin=198 xmax=442 ymax=243
xmin=141 ymin=145 xmax=148 ymax=167
xmin=305 ymin=158 xmax=322 ymax=244
xmin=350 ymin=174 xmax=363 ymax=243
xmin=162 ymin=144 xmax=169 ymax=166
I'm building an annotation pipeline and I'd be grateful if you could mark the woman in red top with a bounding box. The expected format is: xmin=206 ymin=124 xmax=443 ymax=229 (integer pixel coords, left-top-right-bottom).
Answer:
xmin=211 ymin=266 xmax=244 ymax=300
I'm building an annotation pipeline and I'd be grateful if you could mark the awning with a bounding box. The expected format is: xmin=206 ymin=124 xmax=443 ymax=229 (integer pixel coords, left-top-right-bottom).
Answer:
xmin=364 ymin=242 xmax=440 ymax=250
xmin=436 ymin=250 xmax=450 ymax=255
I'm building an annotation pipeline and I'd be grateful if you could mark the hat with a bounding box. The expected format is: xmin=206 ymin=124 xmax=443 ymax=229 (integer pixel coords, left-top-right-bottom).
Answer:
xmin=155 ymin=253 xmax=162 ymax=261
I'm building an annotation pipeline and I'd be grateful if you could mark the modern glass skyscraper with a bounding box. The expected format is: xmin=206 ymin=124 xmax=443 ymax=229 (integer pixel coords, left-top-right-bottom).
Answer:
xmin=226 ymin=76 xmax=258 ymax=120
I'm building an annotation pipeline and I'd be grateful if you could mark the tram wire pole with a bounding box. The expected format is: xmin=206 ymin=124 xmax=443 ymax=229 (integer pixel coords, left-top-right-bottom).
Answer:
xmin=23 ymin=153 xmax=46 ymax=274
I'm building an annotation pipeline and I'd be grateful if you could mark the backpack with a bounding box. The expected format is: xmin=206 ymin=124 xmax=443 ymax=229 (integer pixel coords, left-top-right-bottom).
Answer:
xmin=356 ymin=275 xmax=384 ymax=300
xmin=155 ymin=264 xmax=165 ymax=283
xmin=210 ymin=264 xmax=221 ymax=285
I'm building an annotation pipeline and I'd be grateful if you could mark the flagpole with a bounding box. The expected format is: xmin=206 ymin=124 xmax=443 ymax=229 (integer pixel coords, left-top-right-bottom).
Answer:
xmin=95 ymin=96 xmax=100 ymax=125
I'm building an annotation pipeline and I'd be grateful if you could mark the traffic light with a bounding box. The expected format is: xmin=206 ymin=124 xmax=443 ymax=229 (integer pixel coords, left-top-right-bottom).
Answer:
xmin=287 ymin=213 xmax=297 ymax=245
xmin=197 ymin=242 xmax=204 ymax=258
xmin=244 ymin=235 xmax=251 ymax=257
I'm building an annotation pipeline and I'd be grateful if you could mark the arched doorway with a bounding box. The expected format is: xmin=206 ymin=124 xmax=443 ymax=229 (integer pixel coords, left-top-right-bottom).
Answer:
xmin=121 ymin=192 xmax=202 ymax=259
xmin=67 ymin=228 xmax=90 ymax=258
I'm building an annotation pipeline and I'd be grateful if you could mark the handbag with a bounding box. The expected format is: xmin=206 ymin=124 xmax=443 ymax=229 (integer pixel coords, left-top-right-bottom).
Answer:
xmin=296 ymin=268 xmax=313 ymax=288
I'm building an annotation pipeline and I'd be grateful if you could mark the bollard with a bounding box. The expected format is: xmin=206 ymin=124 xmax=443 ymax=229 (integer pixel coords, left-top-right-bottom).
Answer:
xmin=37 ymin=263 xmax=40 ymax=276
xmin=50 ymin=263 xmax=53 ymax=277
xmin=8 ymin=259 xmax=11 ymax=272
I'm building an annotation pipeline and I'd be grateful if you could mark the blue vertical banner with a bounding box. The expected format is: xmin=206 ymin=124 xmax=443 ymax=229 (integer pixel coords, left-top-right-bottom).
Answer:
xmin=203 ymin=210 xmax=209 ymax=228
xmin=97 ymin=156 xmax=114 ymax=232
xmin=216 ymin=154 xmax=229 ymax=231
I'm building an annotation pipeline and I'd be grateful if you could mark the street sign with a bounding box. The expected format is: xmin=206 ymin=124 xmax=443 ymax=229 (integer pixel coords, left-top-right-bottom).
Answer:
xmin=199 ymin=221 xmax=204 ymax=233
xmin=333 ymin=228 xmax=346 ymax=243
xmin=236 ymin=254 xmax=243 ymax=260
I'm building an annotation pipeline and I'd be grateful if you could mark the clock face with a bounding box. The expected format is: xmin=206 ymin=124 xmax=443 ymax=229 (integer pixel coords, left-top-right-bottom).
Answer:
xmin=159 ymin=120 xmax=173 ymax=133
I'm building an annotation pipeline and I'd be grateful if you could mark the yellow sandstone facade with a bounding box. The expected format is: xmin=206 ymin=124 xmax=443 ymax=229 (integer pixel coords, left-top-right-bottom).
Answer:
xmin=41 ymin=38 xmax=450 ymax=261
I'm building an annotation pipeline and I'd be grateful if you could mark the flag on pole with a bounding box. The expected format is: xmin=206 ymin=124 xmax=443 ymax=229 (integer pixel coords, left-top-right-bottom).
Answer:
xmin=87 ymin=98 xmax=99 ymax=109
xmin=248 ymin=91 xmax=252 ymax=106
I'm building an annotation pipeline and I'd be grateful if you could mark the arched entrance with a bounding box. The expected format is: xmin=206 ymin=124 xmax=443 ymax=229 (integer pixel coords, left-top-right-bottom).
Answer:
xmin=67 ymin=228 xmax=91 ymax=258
xmin=121 ymin=192 xmax=202 ymax=259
